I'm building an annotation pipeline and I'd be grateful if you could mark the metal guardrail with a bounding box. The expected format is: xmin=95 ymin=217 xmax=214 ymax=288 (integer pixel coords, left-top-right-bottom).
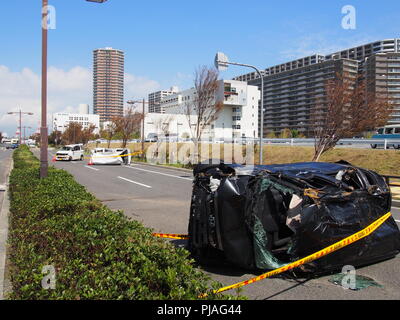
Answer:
xmin=89 ymin=138 xmax=400 ymax=149
xmin=260 ymin=138 xmax=400 ymax=149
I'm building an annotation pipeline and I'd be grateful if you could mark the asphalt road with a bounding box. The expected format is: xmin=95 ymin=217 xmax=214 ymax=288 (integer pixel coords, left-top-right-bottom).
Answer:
xmin=34 ymin=149 xmax=400 ymax=299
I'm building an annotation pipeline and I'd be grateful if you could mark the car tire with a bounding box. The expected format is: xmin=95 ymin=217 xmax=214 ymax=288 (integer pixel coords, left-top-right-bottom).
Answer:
xmin=371 ymin=144 xmax=377 ymax=149
xmin=69 ymin=156 xmax=72 ymax=161
xmin=80 ymin=155 xmax=84 ymax=161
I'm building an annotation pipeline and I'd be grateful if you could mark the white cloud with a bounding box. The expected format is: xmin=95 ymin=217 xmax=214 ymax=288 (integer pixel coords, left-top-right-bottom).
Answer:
xmin=0 ymin=65 xmax=160 ymax=137
xmin=124 ymin=73 xmax=160 ymax=99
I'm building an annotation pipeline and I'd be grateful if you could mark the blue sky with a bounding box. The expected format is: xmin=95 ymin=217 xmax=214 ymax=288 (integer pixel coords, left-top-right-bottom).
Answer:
xmin=1 ymin=0 xmax=400 ymax=136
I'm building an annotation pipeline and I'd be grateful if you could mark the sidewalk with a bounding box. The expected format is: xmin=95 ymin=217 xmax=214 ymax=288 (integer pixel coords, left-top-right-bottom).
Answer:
xmin=0 ymin=155 xmax=13 ymax=300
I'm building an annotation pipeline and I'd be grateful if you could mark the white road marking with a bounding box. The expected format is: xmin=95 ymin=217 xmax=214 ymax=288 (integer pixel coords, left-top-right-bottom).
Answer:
xmin=124 ymin=165 xmax=192 ymax=181
xmin=117 ymin=176 xmax=152 ymax=188
xmin=392 ymin=206 xmax=400 ymax=210
xmin=85 ymin=165 xmax=99 ymax=171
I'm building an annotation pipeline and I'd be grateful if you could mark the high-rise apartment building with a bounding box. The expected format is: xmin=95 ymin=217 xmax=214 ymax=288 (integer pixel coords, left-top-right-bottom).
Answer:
xmin=93 ymin=47 xmax=124 ymax=123
xmin=363 ymin=52 xmax=400 ymax=125
xmin=234 ymin=38 xmax=400 ymax=136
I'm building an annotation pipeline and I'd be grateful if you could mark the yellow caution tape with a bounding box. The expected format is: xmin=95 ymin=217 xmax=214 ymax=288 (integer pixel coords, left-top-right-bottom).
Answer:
xmin=198 ymin=211 xmax=392 ymax=298
xmin=152 ymin=233 xmax=189 ymax=240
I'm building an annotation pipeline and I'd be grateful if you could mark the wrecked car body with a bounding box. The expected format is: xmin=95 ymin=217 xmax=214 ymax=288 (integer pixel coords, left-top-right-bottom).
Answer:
xmin=188 ymin=161 xmax=400 ymax=274
xmin=89 ymin=148 xmax=131 ymax=165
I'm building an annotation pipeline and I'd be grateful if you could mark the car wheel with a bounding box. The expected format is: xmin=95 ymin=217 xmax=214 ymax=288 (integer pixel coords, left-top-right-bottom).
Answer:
xmin=371 ymin=144 xmax=377 ymax=149
xmin=69 ymin=156 xmax=72 ymax=161
xmin=80 ymin=155 xmax=84 ymax=161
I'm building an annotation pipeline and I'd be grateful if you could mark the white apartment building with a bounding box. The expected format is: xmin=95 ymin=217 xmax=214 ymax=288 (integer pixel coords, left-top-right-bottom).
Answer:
xmin=160 ymin=80 xmax=260 ymax=140
xmin=148 ymin=87 xmax=179 ymax=113
xmin=143 ymin=113 xmax=196 ymax=140
xmin=53 ymin=110 xmax=100 ymax=135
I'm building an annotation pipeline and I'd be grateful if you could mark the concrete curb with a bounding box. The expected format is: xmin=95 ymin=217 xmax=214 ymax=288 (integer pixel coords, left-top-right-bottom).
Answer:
xmin=0 ymin=155 xmax=13 ymax=300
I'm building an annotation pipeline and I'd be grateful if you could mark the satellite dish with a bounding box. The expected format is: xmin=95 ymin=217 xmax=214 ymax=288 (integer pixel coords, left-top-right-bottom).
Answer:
xmin=214 ymin=52 xmax=229 ymax=71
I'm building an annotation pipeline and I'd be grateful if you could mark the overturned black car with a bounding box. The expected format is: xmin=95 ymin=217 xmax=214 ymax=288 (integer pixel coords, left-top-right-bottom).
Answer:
xmin=188 ymin=161 xmax=400 ymax=274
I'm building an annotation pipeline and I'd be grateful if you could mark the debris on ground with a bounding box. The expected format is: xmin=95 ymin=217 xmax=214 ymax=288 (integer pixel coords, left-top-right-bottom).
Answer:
xmin=329 ymin=274 xmax=383 ymax=290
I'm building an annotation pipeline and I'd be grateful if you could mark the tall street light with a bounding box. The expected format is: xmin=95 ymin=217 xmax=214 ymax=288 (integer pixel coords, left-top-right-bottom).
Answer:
xmin=214 ymin=52 xmax=265 ymax=165
xmin=7 ymin=110 xmax=34 ymax=145
xmin=40 ymin=0 xmax=108 ymax=178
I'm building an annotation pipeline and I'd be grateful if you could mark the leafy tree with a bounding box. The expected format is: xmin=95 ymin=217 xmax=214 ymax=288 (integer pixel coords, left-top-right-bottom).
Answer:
xmin=81 ymin=124 xmax=96 ymax=145
xmin=60 ymin=122 xmax=95 ymax=145
xmin=48 ymin=130 xmax=62 ymax=146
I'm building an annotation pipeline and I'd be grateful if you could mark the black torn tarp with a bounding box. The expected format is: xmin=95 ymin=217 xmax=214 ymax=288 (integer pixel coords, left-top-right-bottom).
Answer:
xmin=188 ymin=161 xmax=400 ymax=274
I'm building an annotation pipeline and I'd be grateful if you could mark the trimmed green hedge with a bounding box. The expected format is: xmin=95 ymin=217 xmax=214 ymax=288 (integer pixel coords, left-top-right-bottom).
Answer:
xmin=7 ymin=145 xmax=238 ymax=300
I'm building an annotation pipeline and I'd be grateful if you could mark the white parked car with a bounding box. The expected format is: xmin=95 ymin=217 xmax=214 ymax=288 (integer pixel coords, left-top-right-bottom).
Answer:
xmin=89 ymin=148 xmax=131 ymax=165
xmin=55 ymin=144 xmax=84 ymax=161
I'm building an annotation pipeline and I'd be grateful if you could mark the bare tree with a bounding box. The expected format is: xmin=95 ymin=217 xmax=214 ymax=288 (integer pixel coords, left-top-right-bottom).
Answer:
xmin=184 ymin=66 xmax=224 ymax=163
xmin=114 ymin=107 xmax=143 ymax=148
xmin=311 ymin=73 xmax=392 ymax=161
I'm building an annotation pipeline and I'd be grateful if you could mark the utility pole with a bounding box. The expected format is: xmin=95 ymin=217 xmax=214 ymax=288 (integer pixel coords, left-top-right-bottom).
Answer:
xmin=40 ymin=0 xmax=49 ymax=177
xmin=142 ymin=98 xmax=145 ymax=159
xmin=39 ymin=0 xmax=109 ymax=178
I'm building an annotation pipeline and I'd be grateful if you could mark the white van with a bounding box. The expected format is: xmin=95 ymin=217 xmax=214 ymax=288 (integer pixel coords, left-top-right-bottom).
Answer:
xmin=55 ymin=144 xmax=84 ymax=161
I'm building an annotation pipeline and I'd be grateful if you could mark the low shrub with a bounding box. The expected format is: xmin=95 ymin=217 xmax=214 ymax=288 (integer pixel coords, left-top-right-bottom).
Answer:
xmin=7 ymin=146 xmax=238 ymax=300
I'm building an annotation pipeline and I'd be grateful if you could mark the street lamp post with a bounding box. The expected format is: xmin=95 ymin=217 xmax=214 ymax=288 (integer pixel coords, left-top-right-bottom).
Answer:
xmin=214 ymin=52 xmax=265 ymax=165
xmin=7 ymin=109 xmax=34 ymax=145
xmin=40 ymin=0 xmax=108 ymax=178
